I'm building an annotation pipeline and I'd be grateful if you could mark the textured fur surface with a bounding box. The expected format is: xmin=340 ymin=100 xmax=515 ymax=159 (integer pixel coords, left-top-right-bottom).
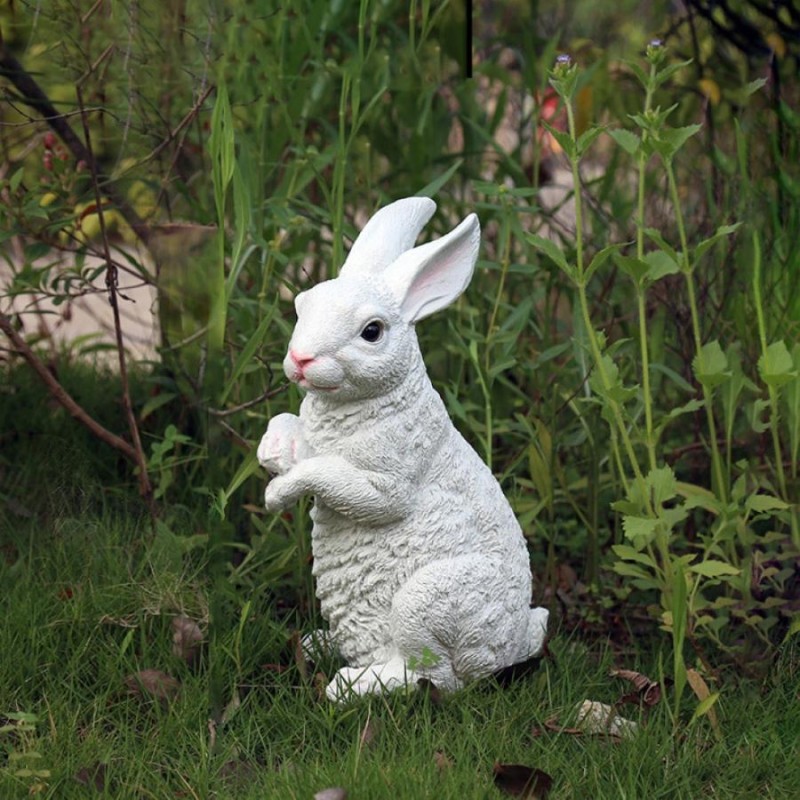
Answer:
xmin=258 ymin=197 xmax=548 ymax=700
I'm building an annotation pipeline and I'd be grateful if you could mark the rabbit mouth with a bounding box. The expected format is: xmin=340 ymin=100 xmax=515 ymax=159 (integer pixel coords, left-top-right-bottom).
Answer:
xmin=298 ymin=377 xmax=338 ymax=393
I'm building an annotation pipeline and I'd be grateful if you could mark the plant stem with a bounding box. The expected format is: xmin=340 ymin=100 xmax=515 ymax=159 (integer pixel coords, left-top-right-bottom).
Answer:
xmin=636 ymin=70 xmax=658 ymax=474
xmin=751 ymin=233 xmax=797 ymax=543
xmin=565 ymin=100 xmax=649 ymax=508
xmin=665 ymin=162 xmax=727 ymax=504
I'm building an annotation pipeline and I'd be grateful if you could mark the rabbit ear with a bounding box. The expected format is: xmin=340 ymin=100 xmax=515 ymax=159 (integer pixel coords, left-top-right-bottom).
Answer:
xmin=384 ymin=213 xmax=480 ymax=323
xmin=339 ymin=197 xmax=437 ymax=277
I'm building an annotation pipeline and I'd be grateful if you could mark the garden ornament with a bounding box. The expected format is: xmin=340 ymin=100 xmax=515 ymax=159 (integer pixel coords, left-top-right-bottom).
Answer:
xmin=258 ymin=197 xmax=548 ymax=701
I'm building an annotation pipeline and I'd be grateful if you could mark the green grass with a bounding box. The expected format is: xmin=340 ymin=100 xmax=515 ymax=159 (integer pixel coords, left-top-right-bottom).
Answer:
xmin=2 ymin=482 xmax=799 ymax=799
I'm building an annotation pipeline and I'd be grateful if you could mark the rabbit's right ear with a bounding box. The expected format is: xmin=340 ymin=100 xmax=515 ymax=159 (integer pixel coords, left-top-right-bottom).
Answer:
xmin=339 ymin=197 xmax=436 ymax=278
xmin=384 ymin=213 xmax=480 ymax=323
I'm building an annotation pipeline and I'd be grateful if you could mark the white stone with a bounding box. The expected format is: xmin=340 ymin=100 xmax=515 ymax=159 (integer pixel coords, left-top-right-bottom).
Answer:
xmin=258 ymin=197 xmax=548 ymax=701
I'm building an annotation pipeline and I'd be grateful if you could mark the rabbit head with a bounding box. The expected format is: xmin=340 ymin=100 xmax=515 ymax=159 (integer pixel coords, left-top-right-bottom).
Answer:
xmin=283 ymin=198 xmax=480 ymax=403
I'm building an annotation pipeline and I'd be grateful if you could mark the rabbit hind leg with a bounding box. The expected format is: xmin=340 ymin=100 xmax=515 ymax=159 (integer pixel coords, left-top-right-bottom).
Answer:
xmin=390 ymin=554 xmax=534 ymax=688
xmin=326 ymin=654 xmax=419 ymax=701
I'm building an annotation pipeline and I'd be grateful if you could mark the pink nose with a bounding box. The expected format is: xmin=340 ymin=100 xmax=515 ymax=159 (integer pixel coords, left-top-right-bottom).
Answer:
xmin=289 ymin=350 xmax=315 ymax=373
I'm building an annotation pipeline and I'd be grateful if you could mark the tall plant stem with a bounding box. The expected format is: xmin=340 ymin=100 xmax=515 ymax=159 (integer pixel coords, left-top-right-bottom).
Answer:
xmin=665 ymin=162 xmax=727 ymax=504
xmin=636 ymin=72 xmax=658 ymax=474
xmin=565 ymin=100 xmax=649 ymax=507
xmin=751 ymin=233 xmax=797 ymax=543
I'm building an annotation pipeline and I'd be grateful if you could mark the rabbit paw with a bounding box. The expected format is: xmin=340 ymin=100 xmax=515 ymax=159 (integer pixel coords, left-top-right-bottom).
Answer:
xmin=326 ymin=657 xmax=416 ymax=702
xmin=263 ymin=473 xmax=299 ymax=513
xmin=257 ymin=413 xmax=305 ymax=475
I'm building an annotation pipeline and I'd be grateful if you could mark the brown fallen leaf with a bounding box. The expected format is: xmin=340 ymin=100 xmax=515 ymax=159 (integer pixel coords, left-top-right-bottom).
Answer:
xmin=74 ymin=762 xmax=106 ymax=792
xmin=416 ymin=677 xmax=443 ymax=705
xmin=172 ymin=615 xmax=204 ymax=666
xmin=610 ymin=667 xmax=662 ymax=706
xmin=493 ymin=762 xmax=553 ymax=799
xmin=314 ymin=788 xmax=347 ymax=800
xmin=123 ymin=669 xmax=180 ymax=704
xmin=358 ymin=713 xmax=380 ymax=749
xmin=434 ymin=750 xmax=453 ymax=773
xmin=290 ymin=630 xmax=309 ymax=682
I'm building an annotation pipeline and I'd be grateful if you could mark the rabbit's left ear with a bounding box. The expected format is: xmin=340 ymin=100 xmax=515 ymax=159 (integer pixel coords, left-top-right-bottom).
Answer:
xmin=384 ymin=214 xmax=480 ymax=323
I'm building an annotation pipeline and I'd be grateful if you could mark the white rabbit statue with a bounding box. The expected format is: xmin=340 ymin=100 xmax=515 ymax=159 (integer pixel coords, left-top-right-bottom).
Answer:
xmin=257 ymin=197 xmax=548 ymax=701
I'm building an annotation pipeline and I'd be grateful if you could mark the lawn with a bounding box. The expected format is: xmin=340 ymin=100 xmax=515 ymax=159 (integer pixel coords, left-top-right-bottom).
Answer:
xmin=1 ymin=383 xmax=798 ymax=799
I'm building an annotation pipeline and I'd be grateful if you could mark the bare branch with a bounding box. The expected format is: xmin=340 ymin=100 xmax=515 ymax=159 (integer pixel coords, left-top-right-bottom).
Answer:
xmin=76 ymin=86 xmax=153 ymax=503
xmin=0 ymin=313 xmax=139 ymax=464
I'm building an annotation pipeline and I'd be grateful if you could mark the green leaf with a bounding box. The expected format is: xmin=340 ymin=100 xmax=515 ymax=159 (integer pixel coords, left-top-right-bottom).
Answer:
xmin=611 ymin=561 xmax=657 ymax=585
xmin=416 ymin=158 xmax=464 ymax=198
xmin=783 ymin=615 xmax=800 ymax=644
xmin=608 ymin=128 xmax=641 ymax=156
xmin=9 ymin=166 xmax=25 ymax=192
xmin=655 ymin=124 xmax=702 ymax=159
xmin=614 ymin=253 xmax=649 ymax=285
xmin=576 ymin=126 xmax=603 ymax=157
xmin=542 ymin=121 xmax=575 ymax=159
xmin=527 ymin=233 xmax=573 ymax=278
xmin=625 ymin=60 xmax=649 ymax=91
xmin=688 ymin=560 xmax=740 ymax=578
xmin=220 ymin=307 xmax=277 ymax=405
xmin=612 ymin=544 xmax=657 ymax=566
xmin=745 ymin=493 xmax=790 ymax=514
xmin=583 ymin=243 xmax=622 ymax=284
xmin=655 ymin=59 xmax=693 ymax=87
xmin=691 ymin=692 xmax=720 ymax=722
xmin=758 ymin=341 xmax=797 ymax=388
xmin=642 ymin=228 xmax=679 ymax=264
xmin=750 ymin=398 xmax=771 ymax=433
xmin=622 ymin=515 xmax=659 ymax=547
xmin=646 ymin=465 xmax=678 ymax=507
xmin=692 ymin=340 xmax=730 ymax=389
xmin=693 ymin=223 xmax=742 ymax=264
xmin=643 ymin=250 xmax=680 ymax=282
xmin=221 ymin=447 xmax=261 ymax=511
xmin=139 ymin=392 xmax=177 ymax=422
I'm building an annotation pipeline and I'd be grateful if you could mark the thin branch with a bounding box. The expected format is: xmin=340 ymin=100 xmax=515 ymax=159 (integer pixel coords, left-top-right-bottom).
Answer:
xmin=0 ymin=313 xmax=139 ymax=464
xmin=76 ymin=86 xmax=152 ymax=503
xmin=206 ymin=385 xmax=288 ymax=418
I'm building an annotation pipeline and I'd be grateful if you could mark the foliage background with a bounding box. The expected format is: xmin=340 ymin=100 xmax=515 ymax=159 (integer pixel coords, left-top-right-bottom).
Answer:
xmin=1 ymin=0 xmax=799 ymax=737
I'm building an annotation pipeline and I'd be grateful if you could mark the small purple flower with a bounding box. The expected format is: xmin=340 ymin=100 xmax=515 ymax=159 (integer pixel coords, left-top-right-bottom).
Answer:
xmin=556 ymin=53 xmax=572 ymax=67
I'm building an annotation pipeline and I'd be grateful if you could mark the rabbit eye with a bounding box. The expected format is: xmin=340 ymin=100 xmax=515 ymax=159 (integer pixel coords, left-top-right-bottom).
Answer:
xmin=360 ymin=320 xmax=384 ymax=343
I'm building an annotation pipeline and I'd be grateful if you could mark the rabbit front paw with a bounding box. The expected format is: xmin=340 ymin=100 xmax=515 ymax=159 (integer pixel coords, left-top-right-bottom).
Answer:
xmin=263 ymin=473 xmax=300 ymax=513
xmin=257 ymin=413 xmax=305 ymax=475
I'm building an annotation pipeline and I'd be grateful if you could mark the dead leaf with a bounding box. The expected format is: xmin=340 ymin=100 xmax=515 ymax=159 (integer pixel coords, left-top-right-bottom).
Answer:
xmin=171 ymin=616 xmax=203 ymax=666
xmin=358 ymin=713 xmax=380 ymax=749
xmin=290 ymin=631 xmax=309 ymax=682
xmin=610 ymin=667 xmax=662 ymax=706
xmin=686 ymin=668 xmax=721 ymax=738
xmin=493 ymin=763 xmax=553 ymax=799
xmin=219 ymin=759 xmax=257 ymax=787
xmin=416 ymin=677 xmax=443 ymax=705
xmin=74 ymin=762 xmax=106 ymax=792
xmin=314 ymin=788 xmax=347 ymax=800
xmin=434 ymin=750 xmax=453 ymax=772
xmin=123 ymin=669 xmax=180 ymax=704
